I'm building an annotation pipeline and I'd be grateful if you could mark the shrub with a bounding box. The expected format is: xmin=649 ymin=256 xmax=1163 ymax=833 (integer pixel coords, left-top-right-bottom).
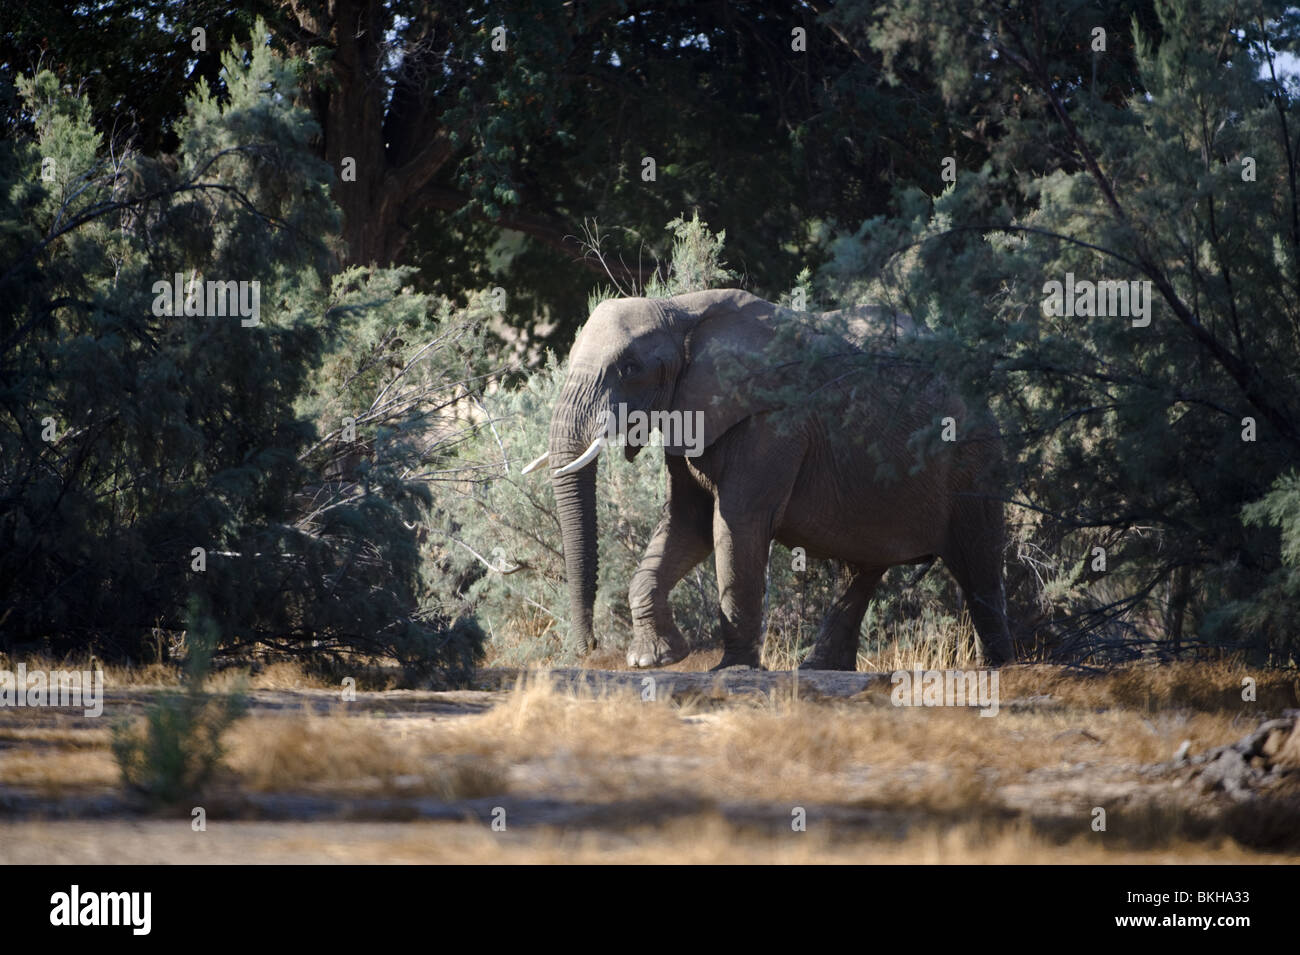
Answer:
xmin=0 ymin=35 xmax=487 ymax=681
xmin=112 ymin=603 xmax=247 ymax=805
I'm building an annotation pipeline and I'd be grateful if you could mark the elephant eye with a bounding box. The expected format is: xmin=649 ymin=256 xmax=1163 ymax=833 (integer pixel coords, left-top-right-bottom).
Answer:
xmin=619 ymin=359 xmax=641 ymax=377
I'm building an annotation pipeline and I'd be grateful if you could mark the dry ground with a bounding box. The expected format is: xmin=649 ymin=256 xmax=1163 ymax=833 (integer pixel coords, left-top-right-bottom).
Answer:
xmin=0 ymin=658 xmax=1298 ymax=863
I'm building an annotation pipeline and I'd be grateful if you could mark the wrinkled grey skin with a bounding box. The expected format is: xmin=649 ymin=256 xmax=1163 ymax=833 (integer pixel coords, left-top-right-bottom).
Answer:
xmin=541 ymin=289 xmax=1015 ymax=670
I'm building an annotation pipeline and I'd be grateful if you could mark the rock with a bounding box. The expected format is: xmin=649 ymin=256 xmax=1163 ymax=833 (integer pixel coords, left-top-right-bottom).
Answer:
xmin=1193 ymin=716 xmax=1296 ymax=799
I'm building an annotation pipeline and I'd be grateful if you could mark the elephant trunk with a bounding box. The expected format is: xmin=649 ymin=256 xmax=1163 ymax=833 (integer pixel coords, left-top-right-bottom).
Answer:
xmin=549 ymin=387 xmax=605 ymax=653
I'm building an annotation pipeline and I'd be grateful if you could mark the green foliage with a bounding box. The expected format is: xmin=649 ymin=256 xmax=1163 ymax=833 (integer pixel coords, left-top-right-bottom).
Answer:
xmin=817 ymin=0 xmax=1300 ymax=663
xmin=644 ymin=213 xmax=738 ymax=298
xmin=0 ymin=0 xmax=277 ymax=155
xmin=0 ymin=26 xmax=484 ymax=680
xmin=112 ymin=601 xmax=248 ymax=805
xmin=295 ymin=273 xmax=497 ymax=682
xmin=1226 ymin=473 xmax=1300 ymax=659
xmin=1244 ymin=473 xmax=1300 ymax=568
xmin=10 ymin=0 xmax=1300 ymax=672
xmin=406 ymin=2 xmax=887 ymax=335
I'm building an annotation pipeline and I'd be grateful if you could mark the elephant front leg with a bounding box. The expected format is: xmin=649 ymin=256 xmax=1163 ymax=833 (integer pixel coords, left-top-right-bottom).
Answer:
xmin=627 ymin=461 xmax=713 ymax=668
xmin=710 ymin=510 xmax=773 ymax=670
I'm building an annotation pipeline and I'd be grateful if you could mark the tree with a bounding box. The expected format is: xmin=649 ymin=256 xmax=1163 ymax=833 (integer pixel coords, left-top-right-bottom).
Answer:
xmin=0 ymin=27 xmax=483 ymax=680
xmin=3 ymin=1 xmax=987 ymax=343
xmin=820 ymin=0 xmax=1300 ymax=663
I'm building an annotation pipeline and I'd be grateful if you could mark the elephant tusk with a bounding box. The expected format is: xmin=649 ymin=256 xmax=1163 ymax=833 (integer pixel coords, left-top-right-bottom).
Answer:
xmin=520 ymin=452 xmax=550 ymax=475
xmin=553 ymin=435 xmax=605 ymax=476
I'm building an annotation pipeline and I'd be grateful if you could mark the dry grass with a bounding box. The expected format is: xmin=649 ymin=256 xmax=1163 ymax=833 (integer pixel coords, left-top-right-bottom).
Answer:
xmin=482 ymin=609 xmax=568 ymax=667
xmin=0 ymin=653 xmax=337 ymax=691
xmin=998 ymin=661 xmax=1300 ymax=713
xmin=759 ymin=612 xmax=982 ymax=672
xmin=0 ymin=652 xmax=180 ymax=689
xmin=485 ymin=611 xmax=986 ymax=673
xmin=1 ymin=659 xmax=1297 ymax=861
xmin=0 ymin=709 xmax=118 ymax=795
xmin=431 ymin=675 xmax=703 ymax=758
xmin=405 ymin=671 xmax=1253 ymax=813
xmin=856 ymin=614 xmax=981 ymax=672
xmin=206 ymin=661 xmax=335 ymax=692
xmin=224 ymin=712 xmax=506 ymax=799
xmin=530 ymin=615 xmax=981 ymax=672
xmin=0 ymin=747 xmax=120 ymax=794
xmin=1 ymin=815 xmax=1294 ymax=864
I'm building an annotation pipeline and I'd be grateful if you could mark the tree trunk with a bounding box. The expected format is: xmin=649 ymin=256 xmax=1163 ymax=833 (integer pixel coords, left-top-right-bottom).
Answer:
xmin=282 ymin=0 xmax=648 ymax=280
xmin=1163 ymin=564 xmax=1192 ymax=655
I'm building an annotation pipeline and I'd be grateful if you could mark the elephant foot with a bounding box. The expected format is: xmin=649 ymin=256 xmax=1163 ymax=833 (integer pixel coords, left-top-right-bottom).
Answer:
xmin=974 ymin=637 xmax=1014 ymax=668
xmin=798 ymin=648 xmax=857 ymax=672
xmin=626 ymin=630 xmax=689 ymax=669
xmin=710 ymin=650 xmax=763 ymax=671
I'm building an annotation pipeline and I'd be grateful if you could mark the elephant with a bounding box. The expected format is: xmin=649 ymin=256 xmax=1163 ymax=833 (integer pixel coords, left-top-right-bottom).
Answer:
xmin=522 ymin=288 xmax=1016 ymax=670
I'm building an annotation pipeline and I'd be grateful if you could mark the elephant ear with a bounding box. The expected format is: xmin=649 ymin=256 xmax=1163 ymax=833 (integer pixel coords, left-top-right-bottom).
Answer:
xmin=662 ymin=290 xmax=784 ymax=457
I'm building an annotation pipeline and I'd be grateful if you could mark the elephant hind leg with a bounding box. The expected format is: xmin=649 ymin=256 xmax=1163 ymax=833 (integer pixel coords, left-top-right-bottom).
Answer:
xmin=799 ymin=565 xmax=885 ymax=671
xmin=940 ymin=513 xmax=1014 ymax=666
